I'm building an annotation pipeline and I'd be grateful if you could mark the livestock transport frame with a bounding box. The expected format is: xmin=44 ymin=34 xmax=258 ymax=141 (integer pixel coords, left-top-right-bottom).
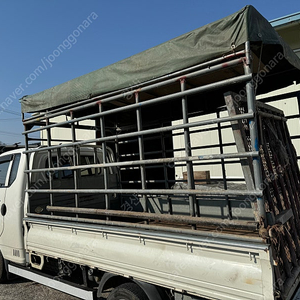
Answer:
xmin=19 ymin=5 xmax=300 ymax=300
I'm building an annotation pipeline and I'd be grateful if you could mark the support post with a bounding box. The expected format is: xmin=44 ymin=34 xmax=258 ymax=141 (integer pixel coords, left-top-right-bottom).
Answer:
xmin=180 ymin=78 xmax=198 ymax=217
xmin=161 ymin=131 xmax=173 ymax=214
xmin=46 ymin=117 xmax=54 ymax=209
xmin=70 ymin=111 xmax=79 ymax=212
xmin=135 ymin=92 xmax=148 ymax=213
xmin=244 ymin=41 xmax=266 ymax=222
xmin=217 ymin=111 xmax=232 ymax=219
xmin=23 ymin=116 xmax=32 ymax=215
xmin=99 ymin=102 xmax=110 ymax=212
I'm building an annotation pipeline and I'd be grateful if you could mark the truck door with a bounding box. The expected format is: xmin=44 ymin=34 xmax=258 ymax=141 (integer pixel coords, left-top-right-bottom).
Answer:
xmin=0 ymin=154 xmax=13 ymax=237
xmin=0 ymin=152 xmax=25 ymax=264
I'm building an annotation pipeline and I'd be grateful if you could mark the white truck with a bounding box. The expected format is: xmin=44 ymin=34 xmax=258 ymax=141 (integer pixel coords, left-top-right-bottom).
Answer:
xmin=2 ymin=5 xmax=300 ymax=300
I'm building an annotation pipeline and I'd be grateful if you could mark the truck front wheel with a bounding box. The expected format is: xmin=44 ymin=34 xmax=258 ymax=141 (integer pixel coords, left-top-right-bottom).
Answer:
xmin=107 ymin=282 xmax=148 ymax=300
xmin=0 ymin=251 xmax=6 ymax=283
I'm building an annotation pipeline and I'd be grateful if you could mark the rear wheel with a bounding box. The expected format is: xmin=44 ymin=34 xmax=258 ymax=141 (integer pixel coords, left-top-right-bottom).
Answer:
xmin=107 ymin=282 xmax=148 ymax=300
xmin=0 ymin=251 xmax=6 ymax=283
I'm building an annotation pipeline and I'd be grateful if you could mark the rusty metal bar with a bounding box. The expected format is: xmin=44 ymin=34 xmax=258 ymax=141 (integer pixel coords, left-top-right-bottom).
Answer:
xmin=25 ymin=215 xmax=261 ymax=242
xmin=224 ymin=92 xmax=255 ymax=190
xmin=41 ymin=206 xmax=259 ymax=231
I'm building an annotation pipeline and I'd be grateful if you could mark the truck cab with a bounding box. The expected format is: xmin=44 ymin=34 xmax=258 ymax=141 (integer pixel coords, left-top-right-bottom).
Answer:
xmin=0 ymin=146 xmax=119 ymax=280
xmin=0 ymin=149 xmax=26 ymax=266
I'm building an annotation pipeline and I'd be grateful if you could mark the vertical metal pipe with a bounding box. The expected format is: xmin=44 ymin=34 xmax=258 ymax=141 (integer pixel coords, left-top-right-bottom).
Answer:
xmin=217 ymin=111 xmax=232 ymax=219
xmin=93 ymin=147 xmax=99 ymax=177
xmin=160 ymin=131 xmax=169 ymax=189
xmin=135 ymin=92 xmax=148 ymax=213
xmin=70 ymin=111 xmax=79 ymax=210
xmin=23 ymin=116 xmax=32 ymax=215
xmin=114 ymin=126 xmax=121 ymax=164
xmin=95 ymin=118 xmax=102 ymax=177
xmin=114 ymin=126 xmax=121 ymax=189
xmin=46 ymin=117 xmax=53 ymax=208
xmin=244 ymin=41 xmax=266 ymax=222
xmin=161 ymin=131 xmax=173 ymax=214
xmin=99 ymin=103 xmax=110 ymax=211
xmin=57 ymin=147 xmax=62 ymax=180
xmin=180 ymin=78 xmax=197 ymax=217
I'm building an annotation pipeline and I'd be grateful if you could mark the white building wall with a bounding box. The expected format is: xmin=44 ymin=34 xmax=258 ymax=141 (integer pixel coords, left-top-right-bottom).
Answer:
xmin=41 ymin=116 xmax=95 ymax=146
xmin=173 ymin=111 xmax=243 ymax=180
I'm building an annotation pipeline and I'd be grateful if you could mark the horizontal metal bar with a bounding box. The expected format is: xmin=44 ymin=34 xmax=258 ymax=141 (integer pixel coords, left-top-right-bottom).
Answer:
xmin=23 ymin=52 xmax=245 ymax=124
xmin=121 ymin=179 xmax=171 ymax=184
xmin=24 ymin=112 xmax=254 ymax=155
xmin=24 ymin=216 xmax=265 ymax=247
xmin=129 ymin=120 xmax=231 ymax=140
xmin=25 ymin=151 xmax=258 ymax=174
xmin=28 ymin=213 xmax=257 ymax=232
xmin=26 ymin=188 xmax=262 ymax=196
xmin=174 ymin=142 xmax=236 ymax=153
xmin=174 ymin=159 xmax=242 ymax=167
xmin=45 ymin=206 xmax=257 ymax=230
xmin=257 ymin=111 xmax=287 ymax=121
xmin=23 ymin=73 xmax=252 ymax=136
xmin=198 ymin=151 xmax=258 ymax=160
xmin=28 ymin=137 xmax=75 ymax=143
xmin=119 ymin=135 xmax=170 ymax=145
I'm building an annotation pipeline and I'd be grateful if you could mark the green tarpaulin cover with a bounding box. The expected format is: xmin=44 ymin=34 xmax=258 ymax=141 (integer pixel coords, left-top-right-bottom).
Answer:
xmin=21 ymin=5 xmax=300 ymax=113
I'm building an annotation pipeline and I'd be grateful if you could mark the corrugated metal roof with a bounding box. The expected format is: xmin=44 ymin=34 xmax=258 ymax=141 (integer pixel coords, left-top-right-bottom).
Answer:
xmin=270 ymin=11 xmax=300 ymax=28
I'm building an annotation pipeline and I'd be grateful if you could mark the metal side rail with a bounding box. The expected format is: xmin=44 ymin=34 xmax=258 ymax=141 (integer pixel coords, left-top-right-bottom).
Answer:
xmin=8 ymin=263 xmax=96 ymax=300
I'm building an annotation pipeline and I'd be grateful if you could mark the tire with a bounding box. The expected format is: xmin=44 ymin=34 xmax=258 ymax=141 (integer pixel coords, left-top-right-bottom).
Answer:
xmin=107 ymin=282 xmax=148 ymax=300
xmin=0 ymin=251 xmax=6 ymax=283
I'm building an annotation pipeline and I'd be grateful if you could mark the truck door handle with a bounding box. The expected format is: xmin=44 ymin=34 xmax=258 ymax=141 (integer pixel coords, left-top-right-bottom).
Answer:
xmin=1 ymin=204 xmax=6 ymax=216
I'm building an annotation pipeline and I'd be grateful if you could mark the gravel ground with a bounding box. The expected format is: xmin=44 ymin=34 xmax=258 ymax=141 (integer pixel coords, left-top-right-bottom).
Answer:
xmin=0 ymin=277 xmax=109 ymax=300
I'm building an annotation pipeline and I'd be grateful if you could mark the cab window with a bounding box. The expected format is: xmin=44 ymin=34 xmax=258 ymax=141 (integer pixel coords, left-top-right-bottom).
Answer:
xmin=46 ymin=156 xmax=73 ymax=179
xmin=0 ymin=154 xmax=21 ymax=187
xmin=9 ymin=154 xmax=21 ymax=185
xmin=0 ymin=161 xmax=10 ymax=187
xmin=45 ymin=155 xmax=100 ymax=179
xmin=0 ymin=155 xmax=13 ymax=187
xmin=79 ymin=156 xmax=101 ymax=176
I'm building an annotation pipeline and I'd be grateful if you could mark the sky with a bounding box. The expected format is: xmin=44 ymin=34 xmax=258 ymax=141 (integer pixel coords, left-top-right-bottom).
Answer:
xmin=0 ymin=0 xmax=299 ymax=144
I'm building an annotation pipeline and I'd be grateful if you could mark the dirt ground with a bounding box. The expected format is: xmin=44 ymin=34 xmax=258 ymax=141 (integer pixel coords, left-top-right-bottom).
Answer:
xmin=0 ymin=277 xmax=109 ymax=300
